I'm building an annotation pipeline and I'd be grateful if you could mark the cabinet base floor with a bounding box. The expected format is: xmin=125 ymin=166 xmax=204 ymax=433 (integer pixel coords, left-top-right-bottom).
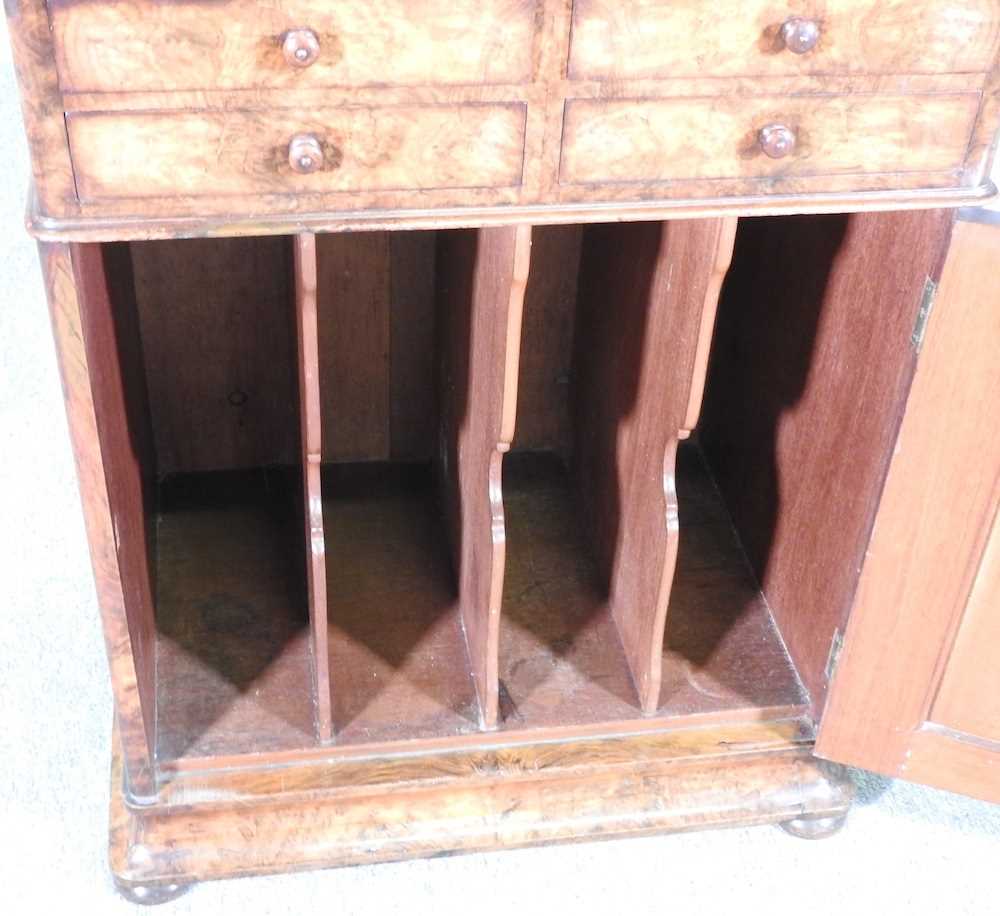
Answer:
xmin=109 ymin=718 xmax=854 ymax=895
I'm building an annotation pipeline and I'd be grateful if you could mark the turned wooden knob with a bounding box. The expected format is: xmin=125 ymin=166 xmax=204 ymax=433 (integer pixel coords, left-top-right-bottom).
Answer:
xmin=288 ymin=134 xmax=323 ymax=173
xmin=283 ymin=29 xmax=320 ymax=68
xmin=758 ymin=124 xmax=797 ymax=159
xmin=780 ymin=17 xmax=821 ymax=54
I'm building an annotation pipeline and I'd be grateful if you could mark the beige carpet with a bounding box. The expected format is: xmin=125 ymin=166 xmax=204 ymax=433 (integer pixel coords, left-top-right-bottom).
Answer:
xmin=1 ymin=21 xmax=997 ymax=915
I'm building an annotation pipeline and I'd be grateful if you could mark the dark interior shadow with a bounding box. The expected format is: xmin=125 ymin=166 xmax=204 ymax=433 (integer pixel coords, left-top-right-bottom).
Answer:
xmin=321 ymin=228 xmax=478 ymax=736
xmin=687 ymin=214 xmax=850 ymax=701
xmin=322 ymin=461 xmax=480 ymax=736
xmin=102 ymin=236 xmax=319 ymax=761
xmin=498 ymin=222 xmax=665 ymax=717
xmin=154 ymin=466 xmax=313 ymax=759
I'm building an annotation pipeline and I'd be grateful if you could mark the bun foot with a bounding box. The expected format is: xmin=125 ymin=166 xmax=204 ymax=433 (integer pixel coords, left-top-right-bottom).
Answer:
xmin=779 ymin=812 xmax=848 ymax=840
xmin=113 ymin=877 xmax=191 ymax=905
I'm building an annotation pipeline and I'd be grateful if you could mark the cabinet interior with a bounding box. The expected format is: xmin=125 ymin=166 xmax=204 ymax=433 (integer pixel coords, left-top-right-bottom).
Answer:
xmin=77 ymin=210 xmax=949 ymax=769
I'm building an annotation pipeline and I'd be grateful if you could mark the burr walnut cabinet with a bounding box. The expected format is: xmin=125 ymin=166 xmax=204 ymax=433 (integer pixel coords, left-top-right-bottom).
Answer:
xmin=6 ymin=0 xmax=1000 ymax=902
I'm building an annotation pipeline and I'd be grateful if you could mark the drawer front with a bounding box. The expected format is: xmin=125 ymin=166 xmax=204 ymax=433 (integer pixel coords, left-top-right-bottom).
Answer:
xmin=52 ymin=0 xmax=540 ymax=93
xmin=569 ymin=0 xmax=999 ymax=79
xmin=68 ymin=106 xmax=527 ymax=201
xmin=559 ymin=94 xmax=980 ymax=185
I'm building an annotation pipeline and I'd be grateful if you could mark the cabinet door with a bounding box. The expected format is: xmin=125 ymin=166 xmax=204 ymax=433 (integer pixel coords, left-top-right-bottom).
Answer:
xmin=815 ymin=211 xmax=1000 ymax=802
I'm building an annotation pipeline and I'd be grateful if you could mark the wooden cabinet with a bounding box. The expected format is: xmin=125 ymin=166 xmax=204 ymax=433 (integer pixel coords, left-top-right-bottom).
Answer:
xmin=6 ymin=0 xmax=1000 ymax=902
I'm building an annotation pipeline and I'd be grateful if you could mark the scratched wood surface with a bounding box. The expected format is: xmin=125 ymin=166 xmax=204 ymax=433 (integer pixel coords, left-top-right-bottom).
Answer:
xmin=149 ymin=444 xmax=806 ymax=760
xmin=498 ymin=447 xmax=806 ymax=728
xmin=153 ymin=469 xmax=316 ymax=762
xmin=110 ymin=717 xmax=852 ymax=892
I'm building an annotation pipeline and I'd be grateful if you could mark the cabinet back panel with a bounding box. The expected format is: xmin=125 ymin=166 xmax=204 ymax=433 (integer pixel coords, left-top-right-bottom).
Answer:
xmin=699 ymin=209 xmax=955 ymax=713
xmin=512 ymin=226 xmax=583 ymax=455
xmin=131 ymin=231 xmax=576 ymax=473
xmin=130 ymin=236 xmax=299 ymax=476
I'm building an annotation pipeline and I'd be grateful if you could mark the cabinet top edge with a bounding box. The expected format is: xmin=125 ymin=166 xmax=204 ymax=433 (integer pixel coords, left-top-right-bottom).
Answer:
xmin=27 ymin=182 xmax=999 ymax=243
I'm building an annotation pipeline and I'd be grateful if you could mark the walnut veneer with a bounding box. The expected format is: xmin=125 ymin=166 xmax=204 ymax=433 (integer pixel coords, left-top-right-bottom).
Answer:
xmin=7 ymin=0 xmax=1000 ymax=902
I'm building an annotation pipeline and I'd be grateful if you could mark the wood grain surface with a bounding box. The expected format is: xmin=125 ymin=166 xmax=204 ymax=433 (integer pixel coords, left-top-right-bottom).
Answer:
xmin=571 ymin=220 xmax=737 ymax=712
xmin=52 ymin=0 xmax=541 ymax=93
xmin=559 ymin=94 xmax=981 ymax=185
xmin=569 ymin=0 xmax=1000 ymax=80
xmin=817 ymin=215 xmax=1000 ymax=798
xmin=700 ymin=209 xmax=956 ymax=712
xmin=6 ymin=0 xmax=78 ymax=214
xmin=67 ymin=105 xmax=527 ymax=201
xmin=130 ymin=236 xmax=299 ymax=475
xmin=42 ymin=242 xmax=156 ymax=798
xmin=438 ymin=226 xmax=531 ymax=728
xmin=6 ymin=0 xmax=999 ymax=231
xmin=511 ymin=225 xmax=583 ymax=454
xmin=293 ymin=234 xmax=333 ymax=742
xmin=109 ymin=717 xmax=852 ymax=890
xmin=931 ymin=507 xmax=1000 ymax=743
xmin=497 ymin=447 xmax=806 ymax=729
xmin=316 ymin=232 xmax=392 ymax=461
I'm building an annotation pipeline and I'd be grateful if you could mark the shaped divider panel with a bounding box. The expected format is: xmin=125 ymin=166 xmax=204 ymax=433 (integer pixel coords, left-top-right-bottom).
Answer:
xmin=293 ymin=234 xmax=333 ymax=742
xmin=572 ymin=218 xmax=737 ymax=713
xmin=438 ymin=225 xmax=531 ymax=729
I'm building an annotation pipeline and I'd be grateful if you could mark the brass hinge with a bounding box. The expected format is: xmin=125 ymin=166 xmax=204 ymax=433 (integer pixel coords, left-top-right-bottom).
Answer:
xmin=911 ymin=277 xmax=937 ymax=352
xmin=824 ymin=629 xmax=845 ymax=683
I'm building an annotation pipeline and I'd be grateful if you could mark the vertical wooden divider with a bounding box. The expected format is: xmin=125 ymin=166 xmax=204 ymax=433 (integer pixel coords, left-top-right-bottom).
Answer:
xmin=293 ymin=233 xmax=333 ymax=742
xmin=573 ymin=218 xmax=737 ymax=714
xmin=439 ymin=224 xmax=531 ymax=729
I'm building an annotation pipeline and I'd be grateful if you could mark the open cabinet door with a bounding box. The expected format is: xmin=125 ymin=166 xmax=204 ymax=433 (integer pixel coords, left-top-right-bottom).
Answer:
xmin=815 ymin=210 xmax=1000 ymax=803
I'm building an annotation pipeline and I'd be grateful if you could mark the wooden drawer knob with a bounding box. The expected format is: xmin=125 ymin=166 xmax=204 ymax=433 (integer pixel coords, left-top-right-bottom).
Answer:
xmin=780 ymin=17 xmax=821 ymax=54
xmin=758 ymin=124 xmax=796 ymax=159
xmin=289 ymin=134 xmax=324 ymax=173
xmin=283 ymin=29 xmax=320 ymax=68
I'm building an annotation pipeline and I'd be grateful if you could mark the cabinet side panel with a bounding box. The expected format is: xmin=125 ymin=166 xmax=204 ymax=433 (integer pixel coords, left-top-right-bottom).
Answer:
xmin=699 ymin=210 xmax=955 ymax=713
xmin=6 ymin=0 xmax=77 ymax=216
xmin=41 ymin=242 xmax=156 ymax=796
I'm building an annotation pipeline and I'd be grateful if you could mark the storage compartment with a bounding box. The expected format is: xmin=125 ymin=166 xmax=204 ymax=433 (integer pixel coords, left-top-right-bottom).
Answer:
xmin=74 ymin=209 xmax=954 ymax=773
xmin=74 ymin=237 xmax=321 ymax=765
xmin=312 ymin=230 xmax=481 ymax=743
xmin=497 ymin=223 xmax=806 ymax=729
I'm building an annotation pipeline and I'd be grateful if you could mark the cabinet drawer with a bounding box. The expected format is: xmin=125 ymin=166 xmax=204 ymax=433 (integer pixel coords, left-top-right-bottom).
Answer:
xmin=569 ymin=0 xmax=999 ymax=79
xmin=68 ymin=105 xmax=527 ymax=202
xmin=559 ymin=94 xmax=980 ymax=186
xmin=51 ymin=0 xmax=540 ymax=93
